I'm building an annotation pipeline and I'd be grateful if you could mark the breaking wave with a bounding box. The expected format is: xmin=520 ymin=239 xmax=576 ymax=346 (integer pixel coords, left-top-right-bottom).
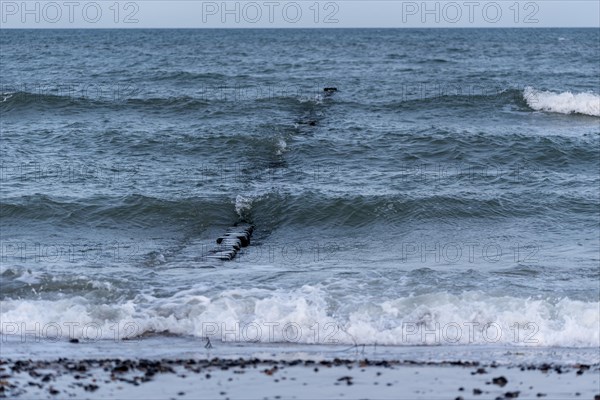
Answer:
xmin=1 ymin=287 xmax=598 ymax=347
xmin=523 ymin=87 xmax=600 ymax=117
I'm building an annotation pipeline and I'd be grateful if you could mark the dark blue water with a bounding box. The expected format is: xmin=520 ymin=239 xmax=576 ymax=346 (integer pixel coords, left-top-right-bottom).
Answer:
xmin=1 ymin=29 xmax=599 ymax=350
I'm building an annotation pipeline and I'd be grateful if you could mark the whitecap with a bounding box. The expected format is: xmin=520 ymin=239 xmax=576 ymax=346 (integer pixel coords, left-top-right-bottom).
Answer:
xmin=523 ymin=86 xmax=600 ymax=117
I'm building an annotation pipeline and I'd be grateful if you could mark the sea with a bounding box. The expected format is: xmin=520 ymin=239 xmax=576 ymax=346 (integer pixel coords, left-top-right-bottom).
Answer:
xmin=1 ymin=28 xmax=599 ymax=363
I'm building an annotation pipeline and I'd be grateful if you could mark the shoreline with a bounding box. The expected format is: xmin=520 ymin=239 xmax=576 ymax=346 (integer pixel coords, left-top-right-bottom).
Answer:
xmin=1 ymin=357 xmax=598 ymax=399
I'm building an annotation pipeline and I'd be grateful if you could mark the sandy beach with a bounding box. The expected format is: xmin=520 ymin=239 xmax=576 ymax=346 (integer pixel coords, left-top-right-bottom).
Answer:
xmin=2 ymin=356 xmax=598 ymax=400
xmin=1 ymin=337 xmax=598 ymax=399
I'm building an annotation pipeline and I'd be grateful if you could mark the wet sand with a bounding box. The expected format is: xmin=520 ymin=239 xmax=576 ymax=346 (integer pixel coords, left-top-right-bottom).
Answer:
xmin=1 ymin=357 xmax=598 ymax=399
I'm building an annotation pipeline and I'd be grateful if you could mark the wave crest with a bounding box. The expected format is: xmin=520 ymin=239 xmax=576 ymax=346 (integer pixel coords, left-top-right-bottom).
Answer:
xmin=523 ymin=87 xmax=600 ymax=117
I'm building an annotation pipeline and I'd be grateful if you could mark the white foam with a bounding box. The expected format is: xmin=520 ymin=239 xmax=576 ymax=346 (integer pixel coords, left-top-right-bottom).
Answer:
xmin=234 ymin=194 xmax=254 ymax=218
xmin=275 ymin=138 xmax=287 ymax=156
xmin=523 ymin=86 xmax=600 ymax=117
xmin=13 ymin=269 xmax=43 ymax=285
xmin=298 ymin=93 xmax=323 ymax=105
xmin=1 ymin=287 xmax=598 ymax=347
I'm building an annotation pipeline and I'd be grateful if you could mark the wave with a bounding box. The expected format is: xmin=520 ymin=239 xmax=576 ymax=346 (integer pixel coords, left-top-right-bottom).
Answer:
xmin=149 ymin=71 xmax=233 ymax=83
xmin=0 ymin=89 xmax=323 ymax=114
xmin=7 ymin=87 xmax=598 ymax=118
xmin=0 ymin=194 xmax=237 ymax=228
xmin=242 ymin=190 xmax=600 ymax=229
xmin=523 ymin=87 xmax=600 ymax=117
xmin=370 ymin=87 xmax=600 ymax=117
xmin=1 ymin=90 xmax=77 ymax=108
xmin=1 ymin=287 xmax=598 ymax=347
xmin=0 ymin=91 xmax=211 ymax=112
xmin=3 ymin=188 xmax=598 ymax=229
xmin=376 ymin=88 xmax=528 ymax=111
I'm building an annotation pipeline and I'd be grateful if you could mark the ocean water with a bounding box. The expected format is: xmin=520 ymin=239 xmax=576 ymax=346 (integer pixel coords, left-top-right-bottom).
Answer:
xmin=1 ymin=29 xmax=599 ymax=358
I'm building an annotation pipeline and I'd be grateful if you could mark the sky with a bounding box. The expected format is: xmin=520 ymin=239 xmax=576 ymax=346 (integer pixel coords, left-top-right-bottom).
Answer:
xmin=1 ymin=1 xmax=599 ymax=28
